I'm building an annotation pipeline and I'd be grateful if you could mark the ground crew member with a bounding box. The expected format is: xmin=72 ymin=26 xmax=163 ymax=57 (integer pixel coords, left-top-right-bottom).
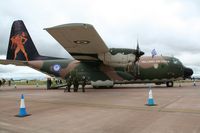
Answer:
xmin=81 ymin=76 xmax=86 ymax=92
xmin=64 ymin=76 xmax=72 ymax=92
xmin=178 ymin=80 xmax=181 ymax=87
xmin=193 ymin=78 xmax=196 ymax=86
xmin=2 ymin=79 xmax=6 ymax=86
xmin=47 ymin=78 xmax=52 ymax=89
xmin=73 ymin=77 xmax=79 ymax=92
xmin=8 ymin=80 xmax=11 ymax=86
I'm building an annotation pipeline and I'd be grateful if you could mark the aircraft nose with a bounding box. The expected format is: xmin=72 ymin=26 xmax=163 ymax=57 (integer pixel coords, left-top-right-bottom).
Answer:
xmin=184 ymin=67 xmax=193 ymax=78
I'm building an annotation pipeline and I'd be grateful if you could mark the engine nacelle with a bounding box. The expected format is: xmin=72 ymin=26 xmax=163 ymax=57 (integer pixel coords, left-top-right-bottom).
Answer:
xmin=98 ymin=48 xmax=136 ymax=67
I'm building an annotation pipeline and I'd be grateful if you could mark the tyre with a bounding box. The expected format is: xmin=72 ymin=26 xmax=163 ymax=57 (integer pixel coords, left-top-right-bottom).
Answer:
xmin=166 ymin=81 xmax=173 ymax=87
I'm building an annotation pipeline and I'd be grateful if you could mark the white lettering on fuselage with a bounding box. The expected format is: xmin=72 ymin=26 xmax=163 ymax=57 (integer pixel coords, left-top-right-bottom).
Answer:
xmin=141 ymin=60 xmax=169 ymax=64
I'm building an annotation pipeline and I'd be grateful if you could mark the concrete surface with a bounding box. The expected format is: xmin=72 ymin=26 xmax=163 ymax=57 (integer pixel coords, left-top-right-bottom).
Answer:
xmin=0 ymin=82 xmax=200 ymax=133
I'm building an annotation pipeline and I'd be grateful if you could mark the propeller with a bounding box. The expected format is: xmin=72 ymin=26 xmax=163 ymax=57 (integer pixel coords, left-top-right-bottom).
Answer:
xmin=134 ymin=40 xmax=144 ymax=63
xmin=132 ymin=40 xmax=144 ymax=77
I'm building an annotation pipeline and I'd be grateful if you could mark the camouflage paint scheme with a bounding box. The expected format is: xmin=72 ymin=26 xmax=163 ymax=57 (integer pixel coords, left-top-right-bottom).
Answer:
xmin=26 ymin=54 xmax=185 ymax=84
xmin=2 ymin=20 xmax=193 ymax=88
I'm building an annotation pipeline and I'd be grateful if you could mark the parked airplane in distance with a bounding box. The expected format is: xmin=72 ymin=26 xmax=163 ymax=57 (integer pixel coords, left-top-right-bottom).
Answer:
xmin=0 ymin=20 xmax=193 ymax=88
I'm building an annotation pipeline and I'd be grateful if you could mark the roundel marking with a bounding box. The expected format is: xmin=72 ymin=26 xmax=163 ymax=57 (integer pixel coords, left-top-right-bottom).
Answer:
xmin=53 ymin=64 xmax=61 ymax=72
xmin=74 ymin=40 xmax=90 ymax=44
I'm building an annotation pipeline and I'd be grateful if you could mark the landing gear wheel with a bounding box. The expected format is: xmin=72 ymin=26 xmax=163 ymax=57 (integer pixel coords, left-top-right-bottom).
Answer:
xmin=166 ymin=81 xmax=173 ymax=87
xmin=93 ymin=86 xmax=99 ymax=89
xmin=107 ymin=86 xmax=113 ymax=88
xmin=74 ymin=88 xmax=78 ymax=92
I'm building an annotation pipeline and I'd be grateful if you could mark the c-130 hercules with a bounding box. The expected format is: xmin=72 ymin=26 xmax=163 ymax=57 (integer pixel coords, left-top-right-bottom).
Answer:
xmin=1 ymin=20 xmax=193 ymax=88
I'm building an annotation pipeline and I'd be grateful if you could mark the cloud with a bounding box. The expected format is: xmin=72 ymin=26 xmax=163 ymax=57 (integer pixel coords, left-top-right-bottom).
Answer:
xmin=0 ymin=55 xmax=48 ymax=80
xmin=0 ymin=64 xmax=48 ymax=80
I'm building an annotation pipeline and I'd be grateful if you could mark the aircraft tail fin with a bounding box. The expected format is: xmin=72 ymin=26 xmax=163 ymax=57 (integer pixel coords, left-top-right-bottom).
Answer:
xmin=7 ymin=20 xmax=40 ymax=61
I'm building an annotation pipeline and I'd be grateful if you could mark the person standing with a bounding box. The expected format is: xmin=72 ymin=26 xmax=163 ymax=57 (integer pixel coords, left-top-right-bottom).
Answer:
xmin=81 ymin=76 xmax=86 ymax=92
xmin=73 ymin=77 xmax=79 ymax=92
xmin=193 ymin=78 xmax=196 ymax=86
xmin=64 ymin=76 xmax=72 ymax=92
xmin=47 ymin=78 xmax=52 ymax=89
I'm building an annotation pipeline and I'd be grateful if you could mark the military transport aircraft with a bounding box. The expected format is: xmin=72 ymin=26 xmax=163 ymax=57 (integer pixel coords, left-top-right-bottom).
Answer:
xmin=0 ymin=20 xmax=193 ymax=88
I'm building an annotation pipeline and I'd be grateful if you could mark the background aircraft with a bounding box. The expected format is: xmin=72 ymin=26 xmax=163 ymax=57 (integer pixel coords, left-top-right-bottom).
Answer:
xmin=0 ymin=20 xmax=193 ymax=88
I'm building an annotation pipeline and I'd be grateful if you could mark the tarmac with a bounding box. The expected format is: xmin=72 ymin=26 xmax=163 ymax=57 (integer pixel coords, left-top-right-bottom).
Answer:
xmin=0 ymin=82 xmax=200 ymax=133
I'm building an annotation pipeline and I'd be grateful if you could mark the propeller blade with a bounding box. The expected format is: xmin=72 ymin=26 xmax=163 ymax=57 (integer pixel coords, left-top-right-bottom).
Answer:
xmin=134 ymin=40 xmax=141 ymax=63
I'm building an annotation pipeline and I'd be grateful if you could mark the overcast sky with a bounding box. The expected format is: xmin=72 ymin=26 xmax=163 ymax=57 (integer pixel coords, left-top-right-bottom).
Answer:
xmin=0 ymin=0 xmax=200 ymax=79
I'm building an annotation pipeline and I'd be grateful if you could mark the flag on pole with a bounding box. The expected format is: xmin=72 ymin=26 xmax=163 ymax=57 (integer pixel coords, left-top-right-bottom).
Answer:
xmin=151 ymin=49 xmax=157 ymax=58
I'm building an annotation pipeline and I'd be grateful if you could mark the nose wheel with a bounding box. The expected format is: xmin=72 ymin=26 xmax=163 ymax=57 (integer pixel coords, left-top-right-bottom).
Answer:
xmin=166 ymin=81 xmax=173 ymax=87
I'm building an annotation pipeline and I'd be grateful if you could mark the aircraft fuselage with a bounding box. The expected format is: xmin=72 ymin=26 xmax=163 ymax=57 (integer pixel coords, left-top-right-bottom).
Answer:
xmin=25 ymin=55 xmax=192 ymax=87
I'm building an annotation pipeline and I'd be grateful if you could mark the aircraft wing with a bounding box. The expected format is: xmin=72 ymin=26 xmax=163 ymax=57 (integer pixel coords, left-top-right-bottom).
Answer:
xmin=45 ymin=23 xmax=109 ymax=61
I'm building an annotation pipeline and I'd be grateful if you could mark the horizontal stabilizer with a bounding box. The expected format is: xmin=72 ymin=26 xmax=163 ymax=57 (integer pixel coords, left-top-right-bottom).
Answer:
xmin=0 ymin=59 xmax=27 ymax=66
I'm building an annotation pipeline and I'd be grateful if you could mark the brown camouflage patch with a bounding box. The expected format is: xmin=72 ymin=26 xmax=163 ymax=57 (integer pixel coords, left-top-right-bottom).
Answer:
xmin=100 ymin=64 xmax=124 ymax=81
xmin=28 ymin=61 xmax=43 ymax=70
xmin=59 ymin=60 xmax=80 ymax=78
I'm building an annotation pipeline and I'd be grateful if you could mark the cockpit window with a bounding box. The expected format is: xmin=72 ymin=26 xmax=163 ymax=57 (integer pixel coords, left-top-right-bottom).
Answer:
xmin=172 ymin=58 xmax=182 ymax=65
xmin=173 ymin=59 xmax=178 ymax=64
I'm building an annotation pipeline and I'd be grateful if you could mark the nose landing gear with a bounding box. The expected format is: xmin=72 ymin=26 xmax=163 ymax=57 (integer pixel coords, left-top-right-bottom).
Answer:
xmin=166 ymin=81 xmax=173 ymax=87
